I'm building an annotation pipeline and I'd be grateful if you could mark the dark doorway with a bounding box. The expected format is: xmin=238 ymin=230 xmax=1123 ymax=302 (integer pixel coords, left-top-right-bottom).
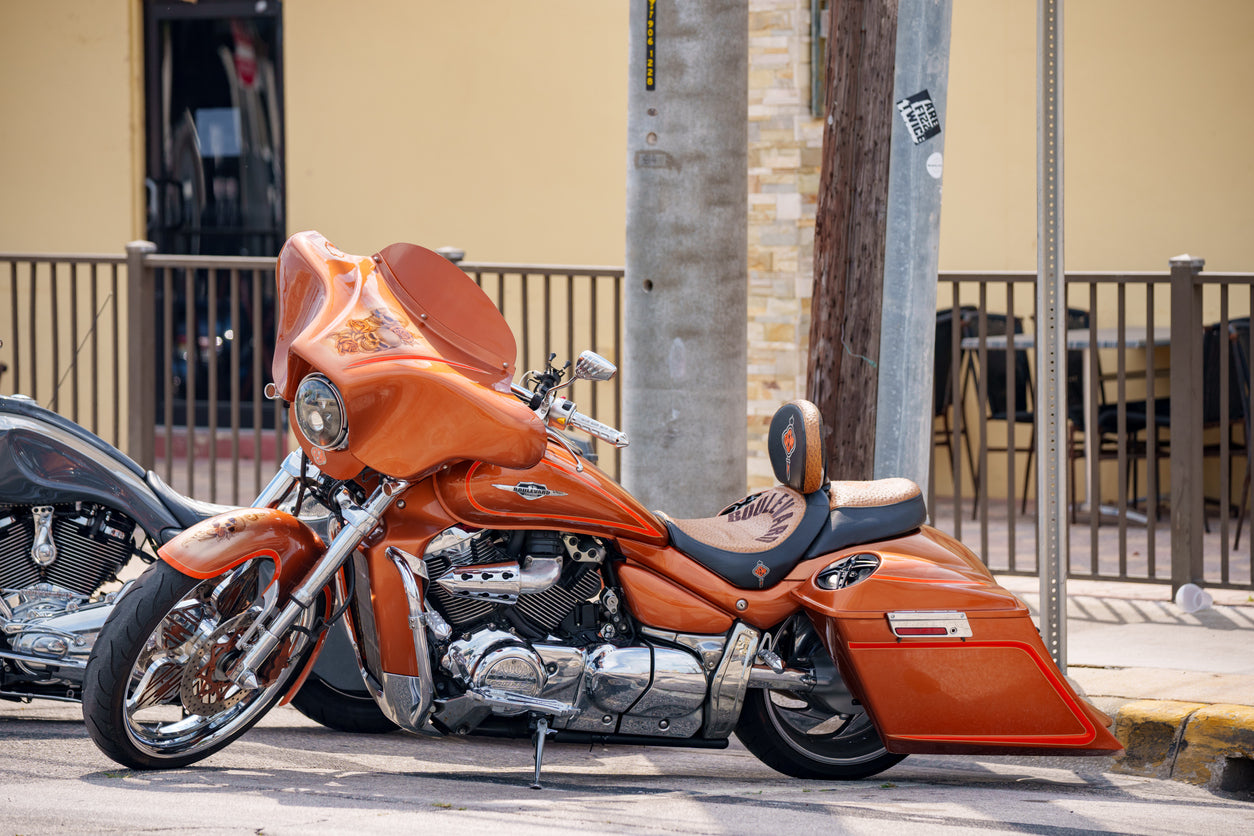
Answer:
xmin=144 ymin=1 xmax=284 ymax=428
xmin=144 ymin=0 xmax=285 ymax=256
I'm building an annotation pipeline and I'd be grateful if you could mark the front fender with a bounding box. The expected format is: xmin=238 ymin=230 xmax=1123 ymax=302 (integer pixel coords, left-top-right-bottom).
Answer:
xmin=159 ymin=508 xmax=335 ymax=706
xmin=159 ymin=508 xmax=326 ymax=589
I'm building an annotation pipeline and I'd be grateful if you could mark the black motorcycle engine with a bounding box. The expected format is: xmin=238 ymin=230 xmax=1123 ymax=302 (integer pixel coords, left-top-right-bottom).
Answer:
xmin=0 ymin=503 xmax=139 ymax=598
xmin=424 ymin=529 xmax=607 ymax=639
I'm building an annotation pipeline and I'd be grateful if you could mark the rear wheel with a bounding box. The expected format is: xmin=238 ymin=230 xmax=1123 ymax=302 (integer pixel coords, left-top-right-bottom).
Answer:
xmin=289 ymin=616 xmax=397 ymax=734
xmin=83 ymin=559 xmax=322 ymax=770
xmin=735 ymin=614 xmax=905 ymax=780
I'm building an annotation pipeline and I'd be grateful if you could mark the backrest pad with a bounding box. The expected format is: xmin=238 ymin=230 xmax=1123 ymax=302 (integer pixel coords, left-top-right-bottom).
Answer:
xmin=768 ymin=399 xmax=826 ymax=494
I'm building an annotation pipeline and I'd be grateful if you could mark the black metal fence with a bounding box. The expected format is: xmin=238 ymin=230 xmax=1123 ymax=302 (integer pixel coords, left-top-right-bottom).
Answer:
xmin=2 ymin=244 xmax=1249 ymax=590
xmin=931 ymin=261 xmax=1253 ymax=591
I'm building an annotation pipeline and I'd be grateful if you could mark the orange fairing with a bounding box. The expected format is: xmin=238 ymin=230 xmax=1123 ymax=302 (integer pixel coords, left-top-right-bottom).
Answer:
xmin=360 ymin=480 xmax=459 ymax=677
xmin=271 ymin=231 xmax=546 ymax=480
xmin=794 ymin=526 xmax=1121 ymax=755
xmin=617 ymin=563 xmax=733 ymax=634
xmin=159 ymin=508 xmax=324 ymax=588
xmin=434 ymin=444 xmax=668 ymax=545
xmin=615 ymin=540 xmax=812 ymax=632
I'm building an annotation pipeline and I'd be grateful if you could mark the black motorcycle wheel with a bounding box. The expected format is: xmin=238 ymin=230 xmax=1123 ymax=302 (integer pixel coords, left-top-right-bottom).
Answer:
xmin=289 ymin=675 xmax=397 ymax=734
xmin=83 ymin=559 xmax=322 ymax=770
xmin=735 ymin=614 xmax=905 ymax=780
xmin=289 ymin=617 xmax=397 ymax=734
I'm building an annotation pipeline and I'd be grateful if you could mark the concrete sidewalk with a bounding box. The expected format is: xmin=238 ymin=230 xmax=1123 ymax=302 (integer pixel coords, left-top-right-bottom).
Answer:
xmin=997 ymin=575 xmax=1254 ymax=792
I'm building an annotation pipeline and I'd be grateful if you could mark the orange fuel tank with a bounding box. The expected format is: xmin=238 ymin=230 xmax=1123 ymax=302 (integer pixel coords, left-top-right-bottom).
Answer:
xmin=433 ymin=445 xmax=668 ymax=545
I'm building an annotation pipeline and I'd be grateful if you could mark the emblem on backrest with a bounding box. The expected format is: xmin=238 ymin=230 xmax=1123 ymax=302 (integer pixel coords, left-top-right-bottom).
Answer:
xmin=781 ymin=415 xmax=797 ymax=481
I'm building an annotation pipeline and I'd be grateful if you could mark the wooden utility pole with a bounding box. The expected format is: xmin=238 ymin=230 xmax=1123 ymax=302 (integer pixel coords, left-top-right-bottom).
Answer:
xmin=808 ymin=0 xmax=900 ymax=480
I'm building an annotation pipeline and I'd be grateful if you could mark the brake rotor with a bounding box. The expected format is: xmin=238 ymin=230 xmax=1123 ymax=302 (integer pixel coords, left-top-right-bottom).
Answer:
xmin=178 ymin=611 xmax=306 ymax=717
xmin=179 ymin=614 xmax=256 ymax=717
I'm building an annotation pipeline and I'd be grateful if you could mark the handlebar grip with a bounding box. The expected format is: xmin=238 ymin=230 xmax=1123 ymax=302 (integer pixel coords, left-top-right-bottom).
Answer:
xmin=567 ymin=410 xmax=630 ymax=448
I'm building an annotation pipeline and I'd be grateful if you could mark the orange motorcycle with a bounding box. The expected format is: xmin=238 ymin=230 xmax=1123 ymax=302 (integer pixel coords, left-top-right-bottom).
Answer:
xmin=82 ymin=231 xmax=1120 ymax=785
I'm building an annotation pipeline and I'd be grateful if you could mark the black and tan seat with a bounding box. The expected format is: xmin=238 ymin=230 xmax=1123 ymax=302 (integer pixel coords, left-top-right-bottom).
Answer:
xmin=661 ymin=400 xmax=928 ymax=589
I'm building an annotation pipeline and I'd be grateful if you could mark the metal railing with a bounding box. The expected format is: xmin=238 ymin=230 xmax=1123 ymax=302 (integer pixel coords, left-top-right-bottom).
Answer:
xmin=931 ymin=261 xmax=1254 ymax=591
xmin=3 ymin=244 xmax=1248 ymax=591
xmin=1 ymin=254 xmax=127 ymax=448
xmin=0 ymin=245 xmax=626 ymax=506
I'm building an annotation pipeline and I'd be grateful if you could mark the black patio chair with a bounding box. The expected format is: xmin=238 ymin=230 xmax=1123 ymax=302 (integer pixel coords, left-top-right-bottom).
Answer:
xmin=963 ymin=312 xmax=1034 ymax=518
xmin=933 ymin=307 xmax=977 ymax=492
xmin=1096 ymin=318 xmax=1250 ymax=535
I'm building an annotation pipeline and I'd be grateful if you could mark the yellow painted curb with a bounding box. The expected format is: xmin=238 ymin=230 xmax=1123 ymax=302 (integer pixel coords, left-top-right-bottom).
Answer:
xmin=1111 ymin=700 xmax=1205 ymax=779
xmin=1174 ymin=704 xmax=1254 ymax=789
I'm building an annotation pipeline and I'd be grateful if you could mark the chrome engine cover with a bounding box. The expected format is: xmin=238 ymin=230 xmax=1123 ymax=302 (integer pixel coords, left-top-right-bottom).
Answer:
xmin=435 ymin=627 xmax=714 ymax=739
xmin=0 ymin=584 xmax=120 ymax=691
xmin=443 ymin=630 xmax=549 ymax=702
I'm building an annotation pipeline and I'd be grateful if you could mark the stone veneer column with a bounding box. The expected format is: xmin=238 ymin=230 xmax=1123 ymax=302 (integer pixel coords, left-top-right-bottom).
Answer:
xmin=746 ymin=0 xmax=824 ymax=490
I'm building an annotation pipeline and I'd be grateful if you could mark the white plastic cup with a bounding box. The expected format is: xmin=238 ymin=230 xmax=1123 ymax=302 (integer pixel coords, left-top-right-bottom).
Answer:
xmin=1174 ymin=582 xmax=1213 ymax=613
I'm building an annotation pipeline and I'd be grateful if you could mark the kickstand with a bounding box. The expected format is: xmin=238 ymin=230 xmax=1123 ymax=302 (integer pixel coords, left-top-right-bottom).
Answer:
xmin=530 ymin=716 xmax=555 ymax=790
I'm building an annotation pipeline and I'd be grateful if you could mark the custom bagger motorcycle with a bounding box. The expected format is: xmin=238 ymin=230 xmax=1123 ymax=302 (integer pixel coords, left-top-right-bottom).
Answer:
xmin=83 ymin=231 xmax=1121 ymax=785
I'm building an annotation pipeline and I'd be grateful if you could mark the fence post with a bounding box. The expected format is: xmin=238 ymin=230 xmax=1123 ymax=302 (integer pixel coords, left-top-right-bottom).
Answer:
xmin=1169 ymin=254 xmax=1205 ymax=594
xmin=125 ymin=240 xmax=157 ymax=470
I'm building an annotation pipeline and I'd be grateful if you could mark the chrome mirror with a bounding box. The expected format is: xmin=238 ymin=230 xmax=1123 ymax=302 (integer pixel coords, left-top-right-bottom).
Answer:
xmin=574 ymin=350 xmax=616 ymax=382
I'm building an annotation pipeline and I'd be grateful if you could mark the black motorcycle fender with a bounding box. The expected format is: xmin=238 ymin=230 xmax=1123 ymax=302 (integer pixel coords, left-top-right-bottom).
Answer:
xmin=0 ymin=398 xmax=183 ymax=540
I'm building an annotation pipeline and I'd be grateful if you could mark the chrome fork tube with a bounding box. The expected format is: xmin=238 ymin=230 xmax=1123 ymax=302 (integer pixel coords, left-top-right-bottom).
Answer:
xmin=231 ymin=477 xmax=410 ymax=689
xmin=251 ymin=451 xmax=309 ymax=507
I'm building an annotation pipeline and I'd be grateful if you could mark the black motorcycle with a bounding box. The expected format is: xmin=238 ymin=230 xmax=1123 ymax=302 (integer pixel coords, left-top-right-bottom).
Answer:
xmin=0 ymin=394 xmax=392 ymax=733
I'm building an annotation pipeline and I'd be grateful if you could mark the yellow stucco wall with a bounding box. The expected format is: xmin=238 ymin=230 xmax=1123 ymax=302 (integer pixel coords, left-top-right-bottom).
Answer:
xmin=283 ymin=2 xmax=628 ymax=264
xmin=941 ymin=0 xmax=1254 ymax=272
xmin=0 ymin=0 xmax=141 ymax=252
xmin=4 ymin=1 xmax=1250 ymax=271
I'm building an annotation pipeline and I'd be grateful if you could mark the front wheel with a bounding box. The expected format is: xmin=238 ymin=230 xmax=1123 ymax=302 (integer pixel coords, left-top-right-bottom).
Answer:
xmin=83 ymin=559 xmax=322 ymax=770
xmin=734 ymin=614 xmax=905 ymax=780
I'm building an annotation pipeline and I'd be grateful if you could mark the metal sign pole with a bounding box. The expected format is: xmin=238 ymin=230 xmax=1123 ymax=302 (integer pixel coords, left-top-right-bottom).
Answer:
xmin=1036 ymin=0 xmax=1067 ymax=669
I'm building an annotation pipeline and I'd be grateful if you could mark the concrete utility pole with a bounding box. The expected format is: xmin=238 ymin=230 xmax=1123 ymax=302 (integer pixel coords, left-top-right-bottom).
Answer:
xmin=874 ymin=0 xmax=953 ymax=489
xmin=623 ymin=0 xmax=749 ymax=516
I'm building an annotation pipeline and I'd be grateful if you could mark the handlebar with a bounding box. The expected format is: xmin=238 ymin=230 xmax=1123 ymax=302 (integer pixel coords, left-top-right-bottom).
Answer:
xmin=558 ymin=401 xmax=629 ymax=448
xmin=512 ymin=381 xmax=629 ymax=448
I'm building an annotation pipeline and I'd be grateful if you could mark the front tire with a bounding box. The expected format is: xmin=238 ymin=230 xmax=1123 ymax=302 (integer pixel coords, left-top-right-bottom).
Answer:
xmin=735 ymin=614 xmax=905 ymax=780
xmin=83 ymin=559 xmax=321 ymax=770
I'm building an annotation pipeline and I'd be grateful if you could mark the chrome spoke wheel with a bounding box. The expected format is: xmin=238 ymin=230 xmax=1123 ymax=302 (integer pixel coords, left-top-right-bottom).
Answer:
xmin=85 ymin=559 xmax=320 ymax=767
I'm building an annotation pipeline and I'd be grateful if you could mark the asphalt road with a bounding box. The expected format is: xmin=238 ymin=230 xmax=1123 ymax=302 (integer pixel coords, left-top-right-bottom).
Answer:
xmin=1 ymin=701 xmax=1249 ymax=835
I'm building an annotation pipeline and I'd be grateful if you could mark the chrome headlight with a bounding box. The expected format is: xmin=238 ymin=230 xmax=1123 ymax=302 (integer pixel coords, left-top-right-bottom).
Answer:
xmin=294 ymin=374 xmax=348 ymax=450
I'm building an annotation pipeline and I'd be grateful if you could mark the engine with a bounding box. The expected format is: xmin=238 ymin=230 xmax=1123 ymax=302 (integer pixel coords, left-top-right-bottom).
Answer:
xmin=423 ymin=527 xmax=720 ymax=740
xmin=0 ymin=503 xmax=143 ymax=699
xmin=0 ymin=503 xmax=139 ymax=600
xmin=424 ymin=528 xmax=620 ymax=641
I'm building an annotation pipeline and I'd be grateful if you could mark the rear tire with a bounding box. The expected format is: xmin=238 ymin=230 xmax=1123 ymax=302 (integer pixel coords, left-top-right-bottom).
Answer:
xmin=289 ymin=676 xmax=397 ymax=734
xmin=289 ymin=615 xmax=397 ymax=734
xmin=83 ymin=560 xmax=321 ymax=770
xmin=734 ymin=614 xmax=905 ymax=780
